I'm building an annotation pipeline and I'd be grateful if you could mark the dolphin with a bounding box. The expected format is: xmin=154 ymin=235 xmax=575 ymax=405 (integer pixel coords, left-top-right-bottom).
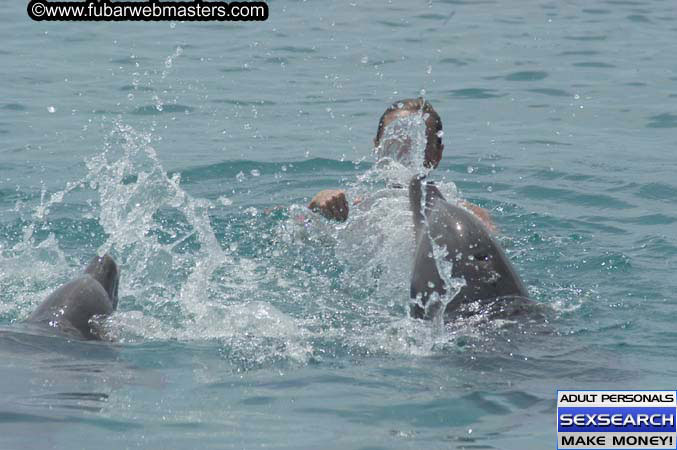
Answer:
xmin=26 ymin=254 xmax=119 ymax=340
xmin=408 ymin=176 xmax=532 ymax=321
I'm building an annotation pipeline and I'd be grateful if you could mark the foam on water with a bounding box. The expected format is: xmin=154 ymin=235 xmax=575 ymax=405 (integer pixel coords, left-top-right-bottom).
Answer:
xmin=81 ymin=112 xmax=507 ymax=359
xmin=2 ymin=0 xmax=677 ymax=445
xmin=0 ymin=113 xmax=494 ymax=363
xmin=0 ymin=72 xmax=549 ymax=375
xmin=0 ymin=39 xmax=555 ymax=373
xmin=0 ymin=231 xmax=69 ymax=320
xmin=83 ymin=121 xmax=314 ymax=362
xmin=0 ymin=115 xmax=313 ymax=364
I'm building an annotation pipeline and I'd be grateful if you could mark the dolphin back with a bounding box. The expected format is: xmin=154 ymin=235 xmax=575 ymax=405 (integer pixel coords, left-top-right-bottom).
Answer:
xmin=26 ymin=254 xmax=120 ymax=340
xmin=27 ymin=275 xmax=114 ymax=340
xmin=409 ymin=177 xmax=529 ymax=320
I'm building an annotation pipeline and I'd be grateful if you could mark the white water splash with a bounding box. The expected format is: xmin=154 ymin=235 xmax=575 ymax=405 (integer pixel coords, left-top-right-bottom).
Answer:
xmin=426 ymin=241 xmax=467 ymax=333
xmin=0 ymin=225 xmax=70 ymax=321
xmin=373 ymin=110 xmax=429 ymax=178
xmin=78 ymin=120 xmax=312 ymax=362
xmin=280 ymin=113 xmax=475 ymax=356
xmin=0 ymin=178 xmax=79 ymax=320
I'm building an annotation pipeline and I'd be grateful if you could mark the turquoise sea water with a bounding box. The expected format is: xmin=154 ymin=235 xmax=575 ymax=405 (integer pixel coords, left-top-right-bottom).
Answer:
xmin=1 ymin=0 xmax=677 ymax=448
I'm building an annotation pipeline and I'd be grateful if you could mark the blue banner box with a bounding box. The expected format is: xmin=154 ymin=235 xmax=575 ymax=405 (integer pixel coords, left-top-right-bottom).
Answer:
xmin=558 ymin=407 xmax=676 ymax=433
xmin=557 ymin=391 xmax=677 ymax=449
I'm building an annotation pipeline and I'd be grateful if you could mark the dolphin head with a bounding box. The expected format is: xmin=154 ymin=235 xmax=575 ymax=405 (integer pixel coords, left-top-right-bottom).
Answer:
xmin=85 ymin=254 xmax=120 ymax=310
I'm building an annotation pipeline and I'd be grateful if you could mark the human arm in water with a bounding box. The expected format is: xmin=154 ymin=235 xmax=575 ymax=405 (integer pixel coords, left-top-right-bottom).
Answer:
xmin=261 ymin=190 xmax=351 ymax=221
xmin=307 ymin=188 xmax=495 ymax=232
xmin=307 ymin=189 xmax=350 ymax=222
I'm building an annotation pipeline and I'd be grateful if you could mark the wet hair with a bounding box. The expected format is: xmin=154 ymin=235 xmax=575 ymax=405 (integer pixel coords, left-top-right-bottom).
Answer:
xmin=374 ymin=98 xmax=443 ymax=149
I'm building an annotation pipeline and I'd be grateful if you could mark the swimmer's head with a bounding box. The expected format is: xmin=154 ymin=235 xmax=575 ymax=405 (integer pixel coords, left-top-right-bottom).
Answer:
xmin=374 ymin=98 xmax=444 ymax=169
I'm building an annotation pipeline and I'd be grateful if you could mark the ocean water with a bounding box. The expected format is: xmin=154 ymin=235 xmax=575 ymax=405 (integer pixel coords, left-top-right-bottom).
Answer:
xmin=1 ymin=0 xmax=677 ymax=448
